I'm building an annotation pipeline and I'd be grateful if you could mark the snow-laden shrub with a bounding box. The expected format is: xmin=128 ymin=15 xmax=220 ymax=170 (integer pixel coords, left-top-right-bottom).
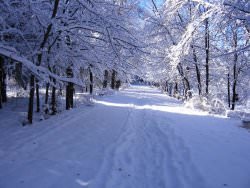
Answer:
xmin=81 ymin=95 xmax=94 ymax=106
xmin=185 ymin=95 xmax=210 ymax=111
xmin=186 ymin=95 xmax=227 ymax=115
xmin=120 ymin=82 xmax=130 ymax=90
xmin=97 ymin=88 xmax=115 ymax=96
xmin=209 ymin=98 xmax=226 ymax=115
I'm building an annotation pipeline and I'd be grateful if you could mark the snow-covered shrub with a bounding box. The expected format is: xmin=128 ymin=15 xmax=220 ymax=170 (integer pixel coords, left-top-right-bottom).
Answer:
xmin=186 ymin=95 xmax=227 ymax=115
xmin=185 ymin=95 xmax=210 ymax=111
xmin=209 ymin=98 xmax=226 ymax=115
xmin=97 ymin=88 xmax=115 ymax=96
xmin=83 ymin=96 xmax=94 ymax=106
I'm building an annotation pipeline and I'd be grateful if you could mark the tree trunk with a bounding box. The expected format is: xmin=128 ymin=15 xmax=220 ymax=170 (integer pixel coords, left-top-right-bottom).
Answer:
xmin=192 ymin=46 xmax=202 ymax=95
xmin=89 ymin=68 xmax=93 ymax=94
xmin=111 ymin=70 xmax=116 ymax=89
xmin=45 ymin=83 xmax=50 ymax=105
xmin=36 ymin=79 xmax=40 ymax=112
xmin=103 ymin=70 xmax=108 ymax=88
xmin=115 ymin=80 xmax=121 ymax=90
xmin=0 ymin=58 xmax=7 ymax=103
xmin=183 ymin=77 xmax=191 ymax=98
xmin=66 ymin=67 xmax=74 ymax=110
xmin=66 ymin=84 xmax=70 ymax=110
xmin=70 ymin=82 xmax=74 ymax=108
xmin=169 ymin=83 xmax=173 ymax=96
xmin=231 ymin=54 xmax=238 ymax=110
xmin=174 ymin=82 xmax=178 ymax=97
xmin=0 ymin=57 xmax=3 ymax=109
xmin=165 ymin=81 xmax=169 ymax=93
xmin=177 ymin=63 xmax=190 ymax=99
xmin=231 ymin=31 xmax=238 ymax=111
xmin=205 ymin=18 xmax=210 ymax=96
xmin=43 ymin=83 xmax=50 ymax=114
xmin=231 ymin=77 xmax=237 ymax=110
xmin=51 ymin=79 xmax=56 ymax=115
xmin=15 ymin=62 xmax=26 ymax=89
xmin=182 ymin=80 xmax=186 ymax=97
xmin=28 ymin=75 xmax=35 ymax=124
xmin=227 ymin=73 xmax=231 ymax=108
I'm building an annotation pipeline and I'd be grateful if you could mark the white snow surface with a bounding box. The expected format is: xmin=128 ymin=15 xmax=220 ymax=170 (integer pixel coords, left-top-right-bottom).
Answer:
xmin=0 ymin=86 xmax=250 ymax=188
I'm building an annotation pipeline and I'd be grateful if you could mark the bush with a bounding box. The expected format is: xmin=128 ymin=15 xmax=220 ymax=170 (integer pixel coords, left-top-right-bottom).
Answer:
xmin=185 ymin=95 xmax=210 ymax=111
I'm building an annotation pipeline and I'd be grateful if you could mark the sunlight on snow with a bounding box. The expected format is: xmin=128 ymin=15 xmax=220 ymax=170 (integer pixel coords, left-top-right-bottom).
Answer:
xmin=94 ymin=100 xmax=208 ymax=116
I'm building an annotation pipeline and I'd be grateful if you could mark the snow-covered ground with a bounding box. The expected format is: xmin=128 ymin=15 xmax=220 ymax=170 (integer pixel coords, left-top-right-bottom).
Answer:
xmin=0 ymin=85 xmax=250 ymax=188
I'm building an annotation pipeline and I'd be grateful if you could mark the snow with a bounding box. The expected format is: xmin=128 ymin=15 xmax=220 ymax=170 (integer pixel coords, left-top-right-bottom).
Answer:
xmin=0 ymin=85 xmax=250 ymax=188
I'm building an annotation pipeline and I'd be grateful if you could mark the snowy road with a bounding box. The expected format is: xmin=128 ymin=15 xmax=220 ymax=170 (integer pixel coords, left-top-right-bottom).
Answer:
xmin=0 ymin=86 xmax=250 ymax=188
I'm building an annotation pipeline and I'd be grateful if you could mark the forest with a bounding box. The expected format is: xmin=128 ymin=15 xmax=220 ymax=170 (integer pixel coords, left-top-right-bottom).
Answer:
xmin=0 ymin=0 xmax=249 ymax=123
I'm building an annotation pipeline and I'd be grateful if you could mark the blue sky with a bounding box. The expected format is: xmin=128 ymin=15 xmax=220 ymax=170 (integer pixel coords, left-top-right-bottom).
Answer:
xmin=139 ymin=0 xmax=164 ymax=9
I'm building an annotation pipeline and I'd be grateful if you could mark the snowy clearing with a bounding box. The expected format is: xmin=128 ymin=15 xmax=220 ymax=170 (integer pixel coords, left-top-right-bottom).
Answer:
xmin=0 ymin=86 xmax=250 ymax=188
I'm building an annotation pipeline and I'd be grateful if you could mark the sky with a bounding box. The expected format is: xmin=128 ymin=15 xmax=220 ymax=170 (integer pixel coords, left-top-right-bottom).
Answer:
xmin=139 ymin=0 xmax=164 ymax=10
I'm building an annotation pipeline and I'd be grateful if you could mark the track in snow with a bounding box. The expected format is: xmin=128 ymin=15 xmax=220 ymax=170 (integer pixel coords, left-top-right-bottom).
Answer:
xmin=91 ymin=86 xmax=205 ymax=188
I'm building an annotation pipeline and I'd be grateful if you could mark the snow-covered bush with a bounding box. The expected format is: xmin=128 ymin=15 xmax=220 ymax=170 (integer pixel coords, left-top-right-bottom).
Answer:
xmin=185 ymin=95 xmax=210 ymax=111
xmin=186 ymin=96 xmax=227 ymax=115
xmin=97 ymin=88 xmax=116 ymax=96
xmin=209 ymin=98 xmax=226 ymax=115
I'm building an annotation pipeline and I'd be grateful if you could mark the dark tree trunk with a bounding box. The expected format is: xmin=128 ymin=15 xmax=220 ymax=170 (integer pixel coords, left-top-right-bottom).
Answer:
xmin=162 ymin=81 xmax=166 ymax=92
xmin=0 ymin=57 xmax=3 ymax=109
xmin=45 ymin=83 xmax=50 ymax=105
xmin=205 ymin=18 xmax=210 ymax=96
xmin=231 ymin=54 xmax=238 ymax=110
xmin=15 ymin=63 xmax=25 ymax=89
xmin=111 ymin=70 xmax=116 ymax=89
xmin=169 ymin=83 xmax=173 ymax=96
xmin=70 ymin=82 xmax=74 ymax=108
xmin=66 ymin=85 xmax=70 ymax=110
xmin=89 ymin=68 xmax=93 ymax=94
xmin=174 ymin=82 xmax=178 ymax=97
xmin=227 ymin=73 xmax=231 ymax=108
xmin=231 ymin=31 xmax=238 ymax=111
xmin=66 ymin=84 xmax=71 ymax=110
xmin=195 ymin=63 xmax=202 ymax=96
xmin=66 ymin=67 xmax=74 ymax=110
xmin=183 ymin=77 xmax=191 ymax=98
xmin=182 ymin=80 xmax=186 ymax=97
xmin=177 ymin=63 xmax=190 ymax=99
xmin=165 ymin=81 xmax=169 ymax=93
xmin=115 ymin=80 xmax=121 ymax=90
xmin=1 ymin=58 xmax=7 ymax=103
xmin=44 ymin=83 xmax=50 ymax=114
xmin=192 ymin=45 xmax=202 ymax=95
xmin=36 ymin=79 xmax=40 ymax=112
xmin=103 ymin=70 xmax=108 ymax=88
xmin=28 ymin=75 xmax=35 ymax=124
xmin=51 ymin=79 xmax=56 ymax=115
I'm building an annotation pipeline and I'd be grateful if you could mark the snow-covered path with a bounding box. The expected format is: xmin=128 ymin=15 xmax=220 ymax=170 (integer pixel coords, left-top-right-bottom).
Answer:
xmin=0 ymin=86 xmax=250 ymax=188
